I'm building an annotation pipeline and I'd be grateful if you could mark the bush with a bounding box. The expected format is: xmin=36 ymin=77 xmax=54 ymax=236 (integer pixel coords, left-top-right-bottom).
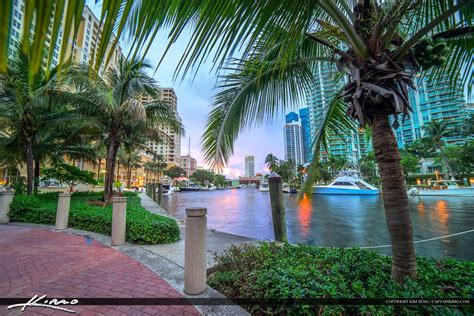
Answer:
xmin=9 ymin=192 xmax=180 ymax=244
xmin=208 ymin=243 xmax=474 ymax=315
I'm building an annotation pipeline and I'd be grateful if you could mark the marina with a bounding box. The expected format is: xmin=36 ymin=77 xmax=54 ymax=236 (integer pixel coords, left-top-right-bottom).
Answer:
xmin=161 ymin=189 xmax=474 ymax=261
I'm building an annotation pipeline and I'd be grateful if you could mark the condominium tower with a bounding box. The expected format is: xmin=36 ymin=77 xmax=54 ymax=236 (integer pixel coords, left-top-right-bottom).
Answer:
xmin=245 ymin=156 xmax=255 ymax=177
xmin=306 ymin=62 xmax=368 ymax=160
xmin=284 ymin=112 xmax=304 ymax=165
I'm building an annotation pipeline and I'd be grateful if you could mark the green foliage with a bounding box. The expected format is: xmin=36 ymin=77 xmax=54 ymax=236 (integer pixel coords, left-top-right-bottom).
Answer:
xmin=443 ymin=141 xmax=474 ymax=179
xmin=406 ymin=137 xmax=437 ymax=159
xmin=42 ymin=163 xmax=98 ymax=192
xmin=213 ymin=174 xmax=227 ymax=188
xmin=413 ymin=37 xmax=449 ymax=69
xmin=164 ymin=165 xmax=186 ymax=179
xmin=9 ymin=192 xmax=180 ymax=244
xmin=400 ymin=151 xmax=420 ymax=176
xmin=190 ymin=169 xmax=215 ymax=185
xmin=209 ymin=243 xmax=474 ymax=315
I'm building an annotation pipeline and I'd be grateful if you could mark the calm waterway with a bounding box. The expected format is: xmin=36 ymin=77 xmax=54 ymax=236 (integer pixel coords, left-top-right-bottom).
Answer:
xmin=160 ymin=189 xmax=474 ymax=261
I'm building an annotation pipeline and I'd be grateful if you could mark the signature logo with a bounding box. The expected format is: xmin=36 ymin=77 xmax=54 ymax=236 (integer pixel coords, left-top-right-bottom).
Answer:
xmin=7 ymin=295 xmax=78 ymax=313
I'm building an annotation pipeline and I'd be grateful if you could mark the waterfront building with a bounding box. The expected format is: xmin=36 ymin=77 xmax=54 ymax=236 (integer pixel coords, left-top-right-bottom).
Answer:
xmin=145 ymin=88 xmax=182 ymax=165
xmin=393 ymin=74 xmax=470 ymax=148
xmin=8 ymin=3 xmax=124 ymax=73
xmin=306 ymin=62 xmax=368 ymax=161
xmin=283 ymin=114 xmax=304 ymax=165
xmin=179 ymin=155 xmax=197 ymax=177
xmin=245 ymin=156 xmax=255 ymax=177
xmin=299 ymin=108 xmax=311 ymax=163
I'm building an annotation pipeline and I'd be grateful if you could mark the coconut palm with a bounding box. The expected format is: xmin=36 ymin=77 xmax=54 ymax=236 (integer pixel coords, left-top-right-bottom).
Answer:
xmin=129 ymin=0 xmax=474 ymax=282
xmin=423 ymin=120 xmax=453 ymax=176
xmin=64 ymin=58 xmax=183 ymax=201
xmin=265 ymin=154 xmax=279 ymax=171
xmin=0 ymin=48 xmax=80 ymax=194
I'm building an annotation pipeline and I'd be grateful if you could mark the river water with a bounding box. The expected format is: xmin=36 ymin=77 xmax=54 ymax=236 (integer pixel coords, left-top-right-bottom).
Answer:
xmin=160 ymin=188 xmax=474 ymax=261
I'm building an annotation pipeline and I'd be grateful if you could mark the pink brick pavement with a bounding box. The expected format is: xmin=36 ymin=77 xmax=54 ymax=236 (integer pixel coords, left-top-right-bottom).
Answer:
xmin=0 ymin=225 xmax=200 ymax=315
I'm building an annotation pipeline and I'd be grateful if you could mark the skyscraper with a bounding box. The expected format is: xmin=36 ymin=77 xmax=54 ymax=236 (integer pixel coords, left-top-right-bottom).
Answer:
xmin=299 ymin=108 xmax=311 ymax=163
xmin=306 ymin=62 xmax=368 ymax=160
xmin=245 ymin=156 xmax=255 ymax=177
xmin=284 ymin=112 xmax=304 ymax=165
xmin=393 ymin=74 xmax=470 ymax=148
xmin=145 ymin=88 xmax=182 ymax=165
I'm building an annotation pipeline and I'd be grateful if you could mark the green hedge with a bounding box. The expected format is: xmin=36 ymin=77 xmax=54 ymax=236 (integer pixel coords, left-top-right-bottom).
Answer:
xmin=9 ymin=192 xmax=180 ymax=244
xmin=208 ymin=243 xmax=473 ymax=315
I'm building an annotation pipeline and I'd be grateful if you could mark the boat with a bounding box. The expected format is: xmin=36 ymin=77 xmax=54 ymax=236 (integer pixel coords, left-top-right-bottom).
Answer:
xmin=408 ymin=181 xmax=474 ymax=197
xmin=259 ymin=181 xmax=269 ymax=192
xmin=158 ymin=176 xmax=174 ymax=195
xmin=283 ymin=183 xmax=291 ymax=193
xmin=313 ymin=169 xmax=380 ymax=195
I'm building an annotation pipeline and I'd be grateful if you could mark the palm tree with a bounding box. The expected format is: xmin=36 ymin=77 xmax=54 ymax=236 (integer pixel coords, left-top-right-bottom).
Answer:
xmin=65 ymin=58 xmax=183 ymax=201
xmin=0 ymin=48 xmax=76 ymax=194
xmin=423 ymin=120 xmax=453 ymax=176
xmin=406 ymin=137 xmax=436 ymax=159
xmin=133 ymin=0 xmax=474 ymax=282
xmin=265 ymin=154 xmax=279 ymax=171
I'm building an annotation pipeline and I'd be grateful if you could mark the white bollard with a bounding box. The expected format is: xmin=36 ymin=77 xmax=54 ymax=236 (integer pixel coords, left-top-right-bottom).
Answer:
xmin=111 ymin=197 xmax=127 ymax=246
xmin=184 ymin=207 xmax=207 ymax=295
xmin=55 ymin=192 xmax=71 ymax=229
xmin=0 ymin=192 xmax=15 ymax=223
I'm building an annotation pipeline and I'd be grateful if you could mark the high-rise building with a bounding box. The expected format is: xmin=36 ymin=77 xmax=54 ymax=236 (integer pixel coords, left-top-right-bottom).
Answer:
xmin=393 ymin=74 xmax=470 ymax=148
xmin=299 ymin=108 xmax=311 ymax=163
xmin=284 ymin=113 xmax=304 ymax=165
xmin=145 ymin=88 xmax=182 ymax=165
xmin=245 ymin=156 xmax=255 ymax=177
xmin=8 ymin=3 xmax=124 ymax=73
xmin=179 ymin=155 xmax=197 ymax=177
xmin=306 ymin=62 xmax=368 ymax=160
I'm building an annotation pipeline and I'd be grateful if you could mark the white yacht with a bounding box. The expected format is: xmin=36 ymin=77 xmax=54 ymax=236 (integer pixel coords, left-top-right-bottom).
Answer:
xmin=259 ymin=181 xmax=269 ymax=192
xmin=313 ymin=170 xmax=380 ymax=195
xmin=408 ymin=181 xmax=474 ymax=197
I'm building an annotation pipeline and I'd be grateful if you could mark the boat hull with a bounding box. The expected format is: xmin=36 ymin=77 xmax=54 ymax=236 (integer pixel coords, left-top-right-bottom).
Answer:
xmin=413 ymin=188 xmax=474 ymax=197
xmin=313 ymin=187 xmax=379 ymax=195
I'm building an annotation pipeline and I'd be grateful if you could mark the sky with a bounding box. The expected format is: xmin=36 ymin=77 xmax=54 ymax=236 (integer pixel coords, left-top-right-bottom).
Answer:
xmin=88 ymin=3 xmax=293 ymax=178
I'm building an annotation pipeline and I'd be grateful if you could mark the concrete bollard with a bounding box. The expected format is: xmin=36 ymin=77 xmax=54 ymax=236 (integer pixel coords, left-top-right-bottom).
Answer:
xmin=184 ymin=207 xmax=207 ymax=295
xmin=111 ymin=196 xmax=127 ymax=246
xmin=0 ymin=192 xmax=15 ymax=223
xmin=268 ymin=172 xmax=287 ymax=242
xmin=55 ymin=192 xmax=71 ymax=229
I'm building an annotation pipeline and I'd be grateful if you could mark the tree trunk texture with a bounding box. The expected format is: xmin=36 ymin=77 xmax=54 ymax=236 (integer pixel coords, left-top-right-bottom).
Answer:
xmin=126 ymin=163 xmax=132 ymax=188
xmin=104 ymin=139 xmax=119 ymax=202
xmin=25 ymin=138 xmax=34 ymax=195
xmin=34 ymin=159 xmax=40 ymax=194
xmin=97 ymin=159 xmax=101 ymax=180
xmin=371 ymin=115 xmax=417 ymax=282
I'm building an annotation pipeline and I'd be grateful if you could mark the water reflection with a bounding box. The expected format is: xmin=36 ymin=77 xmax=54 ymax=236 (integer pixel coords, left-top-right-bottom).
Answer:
xmin=161 ymin=189 xmax=474 ymax=260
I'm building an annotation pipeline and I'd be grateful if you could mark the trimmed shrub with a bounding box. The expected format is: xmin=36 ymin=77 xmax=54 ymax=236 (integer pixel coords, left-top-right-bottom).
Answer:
xmin=208 ymin=243 xmax=474 ymax=315
xmin=9 ymin=192 xmax=180 ymax=244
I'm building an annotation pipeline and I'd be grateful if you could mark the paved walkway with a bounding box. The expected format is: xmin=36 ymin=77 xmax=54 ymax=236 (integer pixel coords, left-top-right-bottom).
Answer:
xmin=0 ymin=225 xmax=199 ymax=316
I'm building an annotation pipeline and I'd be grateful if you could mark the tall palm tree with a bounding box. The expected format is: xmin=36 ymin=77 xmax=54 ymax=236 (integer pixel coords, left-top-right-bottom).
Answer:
xmin=0 ymin=48 xmax=76 ymax=194
xmin=65 ymin=58 xmax=183 ymax=201
xmin=265 ymin=154 xmax=279 ymax=171
xmin=423 ymin=120 xmax=453 ymax=176
xmin=130 ymin=0 xmax=474 ymax=282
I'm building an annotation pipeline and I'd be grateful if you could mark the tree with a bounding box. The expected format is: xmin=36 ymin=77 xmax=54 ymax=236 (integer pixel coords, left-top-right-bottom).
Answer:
xmin=164 ymin=165 xmax=186 ymax=179
xmin=214 ymin=174 xmax=227 ymax=188
xmin=406 ymin=137 xmax=436 ymax=159
xmin=42 ymin=163 xmax=98 ymax=193
xmin=359 ymin=151 xmax=379 ymax=184
xmin=146 ymin=1 xmax=474 ymax=282
xmin=400 ymin=151 xmax=419 ymax=176
xmin=0 ymin=48 xmax=77 ymax=195
xmin=190 ymin=169 xmax=215 ymax=185
xmin=65 ymin=58 xmax=183 ymax=201
xmin=273 ymin=160 xmax=296 ymax=183
xmin=423 ymin=121 xmax=453 ymax=176
xmin=265 ymin=154 xmax=279 ymax=171
xmin=443 ymin=141 xmax=474 ymax=181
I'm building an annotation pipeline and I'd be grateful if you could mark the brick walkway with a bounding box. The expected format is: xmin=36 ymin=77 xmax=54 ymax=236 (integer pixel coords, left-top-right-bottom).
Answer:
xmin=0 ymin=225 xmax=200 ymax=315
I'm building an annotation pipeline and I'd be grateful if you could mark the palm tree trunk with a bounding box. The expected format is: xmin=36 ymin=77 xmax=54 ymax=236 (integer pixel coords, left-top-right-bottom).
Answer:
xmin=371 ymin=115 xmax=416 ymax=282
xmin=104 ymin=139 xmax=119 ymax=201
xmin=25 ymin=137 xmax=34 ymax=195
xmin=34 ymin=159 xmax=40 ymax=194
xmin=97 ymin=158 xmax=102 ymax=180
xmin=126 ymin=163 xmax=132 ymax=188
